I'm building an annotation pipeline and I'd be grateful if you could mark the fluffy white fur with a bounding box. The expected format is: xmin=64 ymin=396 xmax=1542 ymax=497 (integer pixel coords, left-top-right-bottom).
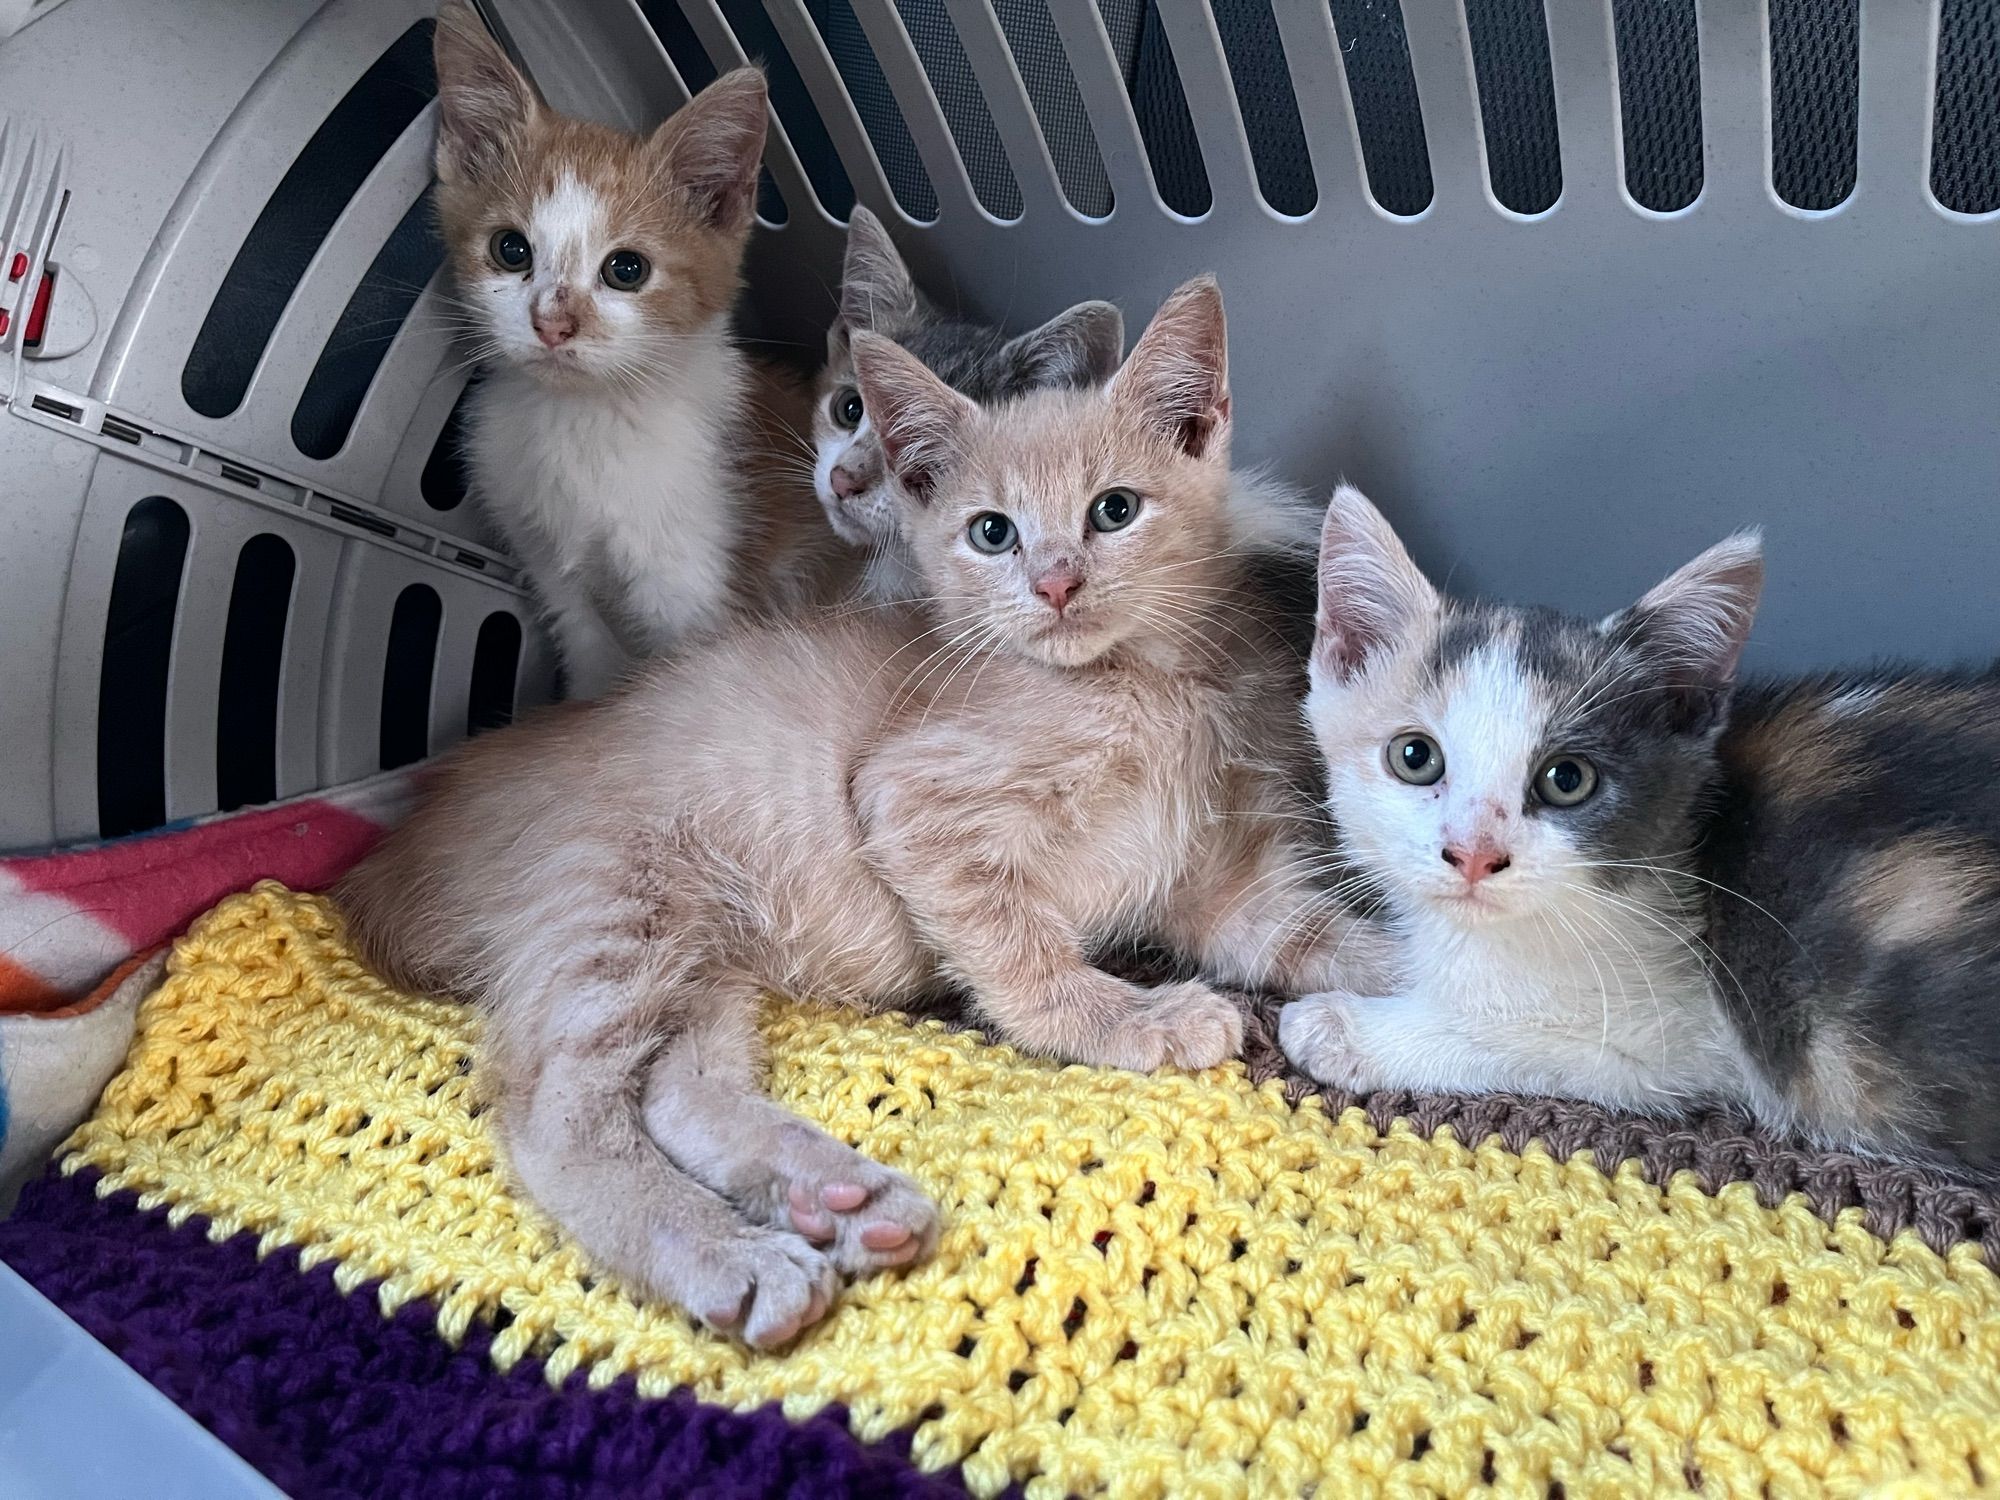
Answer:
xmin=466 ymin=320 xmax=746 ymax=698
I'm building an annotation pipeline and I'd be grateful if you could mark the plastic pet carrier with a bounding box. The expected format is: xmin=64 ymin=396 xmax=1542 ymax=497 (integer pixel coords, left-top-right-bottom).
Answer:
xmin=2 ymin=0 xmax=1998 ymax=1493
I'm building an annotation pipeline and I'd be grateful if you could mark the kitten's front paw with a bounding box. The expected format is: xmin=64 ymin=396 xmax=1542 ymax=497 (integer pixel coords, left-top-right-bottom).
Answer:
xmin=664 ymin=1225 xmax=840 ymax=1350
xmin=1126 ymin=980 xmax=1246 ymax=1071
xmin=1278 ymin=992 xmax=1379 ymax=1093
xmin=763 ymin=1123 xmax=940 ymax=1279
xmin=1292 ymin=919 xmax=1402 ymax=997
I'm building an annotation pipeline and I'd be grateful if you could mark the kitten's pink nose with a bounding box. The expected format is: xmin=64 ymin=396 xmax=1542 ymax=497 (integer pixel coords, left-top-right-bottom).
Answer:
xmin=532 ymin=310 xmax=575 ymax=348
xmin=1443 ymin=843 xmax=1512 ymax=885
xmin=1033 ymin=569 xmax=1083 ymax=614
xmin=829 ymin=465 xmax=866 ymax=501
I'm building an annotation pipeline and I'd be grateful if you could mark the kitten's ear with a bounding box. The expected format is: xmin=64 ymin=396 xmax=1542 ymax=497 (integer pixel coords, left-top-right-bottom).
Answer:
xmin=838 ymin=206 xmax=922 ymax=337
xmin=1003 ymin=301 xmax=1125 ymax=388
xmin=651 ymin=67 xmax=769 ymax=232
xmin=1603 ymin=531 xmax=1764 ymax=710
xmin=1108 ymin=275 xmax=1229 ymax=459
xmin=850 ymin=332 xmax=977 ymax=507
xmin=1312 ymin=484 xmax=1439 ymax=683
xmin=432 ymin=1 xmax=540 ymax=183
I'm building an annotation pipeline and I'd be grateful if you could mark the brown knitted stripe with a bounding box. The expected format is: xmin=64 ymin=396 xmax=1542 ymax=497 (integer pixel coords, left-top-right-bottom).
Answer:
xmin=1234 ymin=995 xmax=2000 ymax=1267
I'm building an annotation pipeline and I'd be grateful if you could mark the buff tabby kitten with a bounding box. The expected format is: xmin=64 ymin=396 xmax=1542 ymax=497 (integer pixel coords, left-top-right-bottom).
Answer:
xmin=1282 ymin=486 xmax=2000 ymax=1170
xmin=433 ymin=3 xmax=827 ymax=697
xmin=813 ymin=208 xmax=1324 ymax=607
xmin=338 ymin=279 xmax=1392 ymax=1346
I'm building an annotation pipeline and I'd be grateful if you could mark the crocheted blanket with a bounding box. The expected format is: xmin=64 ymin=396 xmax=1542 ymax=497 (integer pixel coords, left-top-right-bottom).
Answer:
xmin=3 ymin=883 xmax=1997 ymax=1498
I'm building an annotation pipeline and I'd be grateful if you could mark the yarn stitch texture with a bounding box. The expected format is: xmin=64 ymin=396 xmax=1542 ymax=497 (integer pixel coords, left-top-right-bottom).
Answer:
xmin=58 ymin=885 xmax=2000 ymax=1498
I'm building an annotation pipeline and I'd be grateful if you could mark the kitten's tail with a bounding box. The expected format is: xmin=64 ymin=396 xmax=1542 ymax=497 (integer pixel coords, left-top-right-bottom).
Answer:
xmin=1226 ymin=468 xmax=1324 ymax=562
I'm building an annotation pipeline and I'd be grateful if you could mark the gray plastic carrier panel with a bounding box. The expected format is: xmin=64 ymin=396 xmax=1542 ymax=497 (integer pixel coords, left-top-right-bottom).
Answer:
xmin=3 ymin=0 xmax=1996 ymax=857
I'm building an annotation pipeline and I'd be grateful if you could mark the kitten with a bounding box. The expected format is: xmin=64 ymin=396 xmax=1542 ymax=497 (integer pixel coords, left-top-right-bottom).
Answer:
xmin=811 ymin=207 xmax=1124 ymax=602
xmin=338 ymin=279 xmax=1392 ymax=1346
xmin=1280 ymin=485 xmax=2000 ymax=1171
xmin=812 ymin=208 xmax=1323 ymax=606
xmin=433 ymin=4 xmax=824 ymax=698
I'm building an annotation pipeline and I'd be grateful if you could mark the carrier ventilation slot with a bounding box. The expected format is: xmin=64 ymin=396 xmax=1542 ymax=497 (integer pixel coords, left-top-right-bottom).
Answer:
xmin=218 ymin=462 xmax=263 ymax=490
xmin=1932 ymin=0 xmax=2000 ymax=214
xmin=30 ymin=392 xmax=78 ymax=421
xmin=814 ymin=0 xmax=942 ymax=221
xmin=1328 ymin=0 xmax=1433 ymax=216
xmin=181 ymin=20 xmax=438 ymax=420
xmin=1611 ymin=0 xmax=1703 ymax=211
xmin=216 ymin=533 xmax=296 ymax=813
xmin=641 ymin=0 xmax=808 ymax=223
xmin=1215 ymin=0 xmax=1316 ymax=216
xmin=1465 ymin=0 xmax=1563 ymax=215
xmin=1127 ymin=4 xmax=1212 ymax=216
xmin=467 ymin=611 xmax=524 ymax=736
xmin=100 ymin=415 xmax=145 ymax=445
xmin=380 ymin=584 xmax=441 ymax=771
xmin=97 ymin=496 xmax=189 ymax=839
xmin=291 ymin=188 xmax=444 ymax=461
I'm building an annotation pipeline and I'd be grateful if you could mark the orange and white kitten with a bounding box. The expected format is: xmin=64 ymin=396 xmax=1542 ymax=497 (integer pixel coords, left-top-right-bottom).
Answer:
xmin=433 ymin=4 xmax=822 ymax=697
xmin=337 ymin=278 xmax=1389 ymax=1347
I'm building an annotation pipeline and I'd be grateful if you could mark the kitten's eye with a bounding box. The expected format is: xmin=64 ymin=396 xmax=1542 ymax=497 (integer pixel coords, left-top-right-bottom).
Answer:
xmin=601 ymin=250 xmax=650 ymax=290
xmin=1533 ymin=753 xmax=1599 ymax=807
xmin=967 ymin=512 xmax=1017 ymax=555
xmin=1088 ymin=488 xmax=1142 ymax=532
xmin=489 ymin=230 xmax=532 ymax=273
xmin=831 ymin=387 xmax=864 ymax=430
xmin=1386 ymin=732 xmax=1445 ymax=786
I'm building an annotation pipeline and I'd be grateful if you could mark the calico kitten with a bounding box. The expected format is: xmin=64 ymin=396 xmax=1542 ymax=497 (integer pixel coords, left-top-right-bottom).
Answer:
xmin=1280 ymin=486 xmax=2000 ymax=1171
xmin=433 ymin=4 xmax=824 ymax=697
xmin=338 ymin=280 xmax=1392 ymax=1346
xmin=811 ymin=207 xmax=1124 ymax=602
xmin=813 ymin=209 xmax=1324 ymax=608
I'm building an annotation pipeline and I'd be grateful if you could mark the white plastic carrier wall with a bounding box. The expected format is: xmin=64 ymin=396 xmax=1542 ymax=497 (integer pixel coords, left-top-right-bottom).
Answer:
xmin=2 ymin=0 xmax=1996 ymax=853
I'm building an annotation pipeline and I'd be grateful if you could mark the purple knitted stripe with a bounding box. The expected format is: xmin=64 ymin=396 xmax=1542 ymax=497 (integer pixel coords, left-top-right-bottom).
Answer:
xmin=0 ymin=1170 xmax=979 ymax=1500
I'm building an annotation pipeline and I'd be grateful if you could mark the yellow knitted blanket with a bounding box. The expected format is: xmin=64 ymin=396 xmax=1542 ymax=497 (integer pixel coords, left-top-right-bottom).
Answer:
xmin=61 ymin=884 xmax=2000 ymax=1498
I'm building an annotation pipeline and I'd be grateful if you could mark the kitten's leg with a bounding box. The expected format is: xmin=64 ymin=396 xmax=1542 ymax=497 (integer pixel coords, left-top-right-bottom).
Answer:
xmin=1278 ymin=990 xmax=1716 ymax=1109
xmin=514 ymin=542 xmax=633 ymax=698
xmin=1167 ymin=809 xmax=1399 ymax=996
xmin=854 ymin=735 xmax=1244 ymax=1070
xmin=861 ymin=830 xmax=1240 ymax=1072
xmin=488 ymin=962 xmax=836 ymax=1349
xmin=638 ymin=986 xmax=939 ymax=1280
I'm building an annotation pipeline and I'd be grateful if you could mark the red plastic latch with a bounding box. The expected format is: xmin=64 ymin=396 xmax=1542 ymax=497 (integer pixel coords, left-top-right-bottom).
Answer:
xmin=22 ymin=270 xmax=53 ymax=347
xmin=6 ymin=252 xmax=25 ymax=282
xmin=0 ymin=308 xmax=9 ymax=339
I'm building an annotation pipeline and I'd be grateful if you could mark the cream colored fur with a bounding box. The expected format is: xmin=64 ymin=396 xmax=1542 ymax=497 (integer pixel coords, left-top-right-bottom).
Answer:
xmin=338 ymin=279 xmax=1392 ymax=1347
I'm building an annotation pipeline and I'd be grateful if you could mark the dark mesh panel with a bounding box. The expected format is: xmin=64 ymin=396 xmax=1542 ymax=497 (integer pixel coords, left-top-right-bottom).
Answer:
xmin=817 ymin=0 xmax=940 ymax=220
xmin=216 ymin=534 xmax=296 ymax=814
xmin=1327 ymin=0 xmax=1434 ymax=216
xmin=1611 ymin=0 xmax=1704 ymax=211
xmin=467 ymin=611 xmax=523 ymax=736
xmin=1127 ymin=3 xmax=1212 ymax=215
xmin=893 ymin=2 xmax=1024 ymax=218
xmin=1214 ymin=0 xmax=1317 ymax=216
xmin=291 ymin=189 xmax=443 ymax=461
xmin=1465 ymin=0 xmax=1562 ymax=214
xmin=182 ymin=22 xmax=436 ymax=420
xmin=98 ymin=497 xmax=189 ymax=839
xmin=1933 ymin=0 xmax=2000 ymax=214
xmin=1771 ymin=0 xmax=1859 ymax=210
xmin=379 ymin=584 xmax=441 ymax=771
xmin=993 ymin=0 xmax=1116 ymax=216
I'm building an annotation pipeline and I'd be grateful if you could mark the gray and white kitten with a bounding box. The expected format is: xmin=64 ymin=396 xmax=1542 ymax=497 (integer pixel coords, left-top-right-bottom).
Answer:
xmin=811 ymin=207 xmax=1125 ymax=602
xmin=1281 ymin=485 xmax=2000 ymax=1172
